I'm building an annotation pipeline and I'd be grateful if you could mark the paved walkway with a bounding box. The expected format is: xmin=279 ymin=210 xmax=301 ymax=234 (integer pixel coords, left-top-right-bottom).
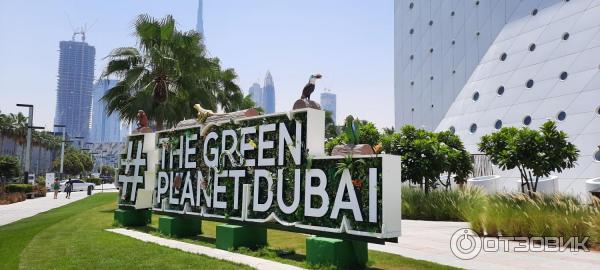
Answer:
xmin=369 ymin=220 xmax=600 ymax=270
xmin=107 ymin=228 xmax=303 ymax=270
xmin=0 ymin=186 xmax=118 ymax=226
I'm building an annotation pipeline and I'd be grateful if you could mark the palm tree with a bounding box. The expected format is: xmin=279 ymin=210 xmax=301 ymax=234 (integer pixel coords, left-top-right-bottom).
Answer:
xmin=102 ymin=14 xmax=247 ymax=130
xmin=9 ymin=113 xmax=27 ymax=156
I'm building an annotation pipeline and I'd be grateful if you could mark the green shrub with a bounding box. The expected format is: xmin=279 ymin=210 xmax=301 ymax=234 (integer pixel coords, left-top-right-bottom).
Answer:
xmin=324 ymin=135 xmax=345 ymax=155
xmin=85 ymin=178 xmax=102 ymax=185
xmin=357 ymin=122 xmax=380 ymax=147
xmin=401 ymin=186 xmax=486 ymax=221
xmin=6 ymin=184 xmax=34 ymax=193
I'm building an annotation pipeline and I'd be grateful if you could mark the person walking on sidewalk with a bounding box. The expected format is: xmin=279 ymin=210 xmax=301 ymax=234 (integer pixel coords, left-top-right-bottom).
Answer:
xmin=64 ymin=178 xmax=73 ymax=199
xmin=52 ymin=179 xmax=60 ymax=199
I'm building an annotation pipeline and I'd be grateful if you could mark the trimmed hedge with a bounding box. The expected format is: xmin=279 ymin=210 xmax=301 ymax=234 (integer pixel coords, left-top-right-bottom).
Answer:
xmin=85 ymin=178 xmax=102 ymax=185
xmin=6 ymin=184 xmax=34 ymax=193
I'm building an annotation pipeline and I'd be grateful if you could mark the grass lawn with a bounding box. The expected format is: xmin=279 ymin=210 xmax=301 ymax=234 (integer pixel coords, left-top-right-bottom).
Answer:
xmin=0 ymin=193 xmax=459 ymax=270
xmin=0 ymin=193 xmax=251 ymax=270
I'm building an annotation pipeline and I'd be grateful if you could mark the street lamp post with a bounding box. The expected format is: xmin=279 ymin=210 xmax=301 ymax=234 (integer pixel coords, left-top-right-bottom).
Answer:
xmin=16 ymin=104 xmax=44 ymax=184
xmin=53 ymin=124 xmax=66 ymax=181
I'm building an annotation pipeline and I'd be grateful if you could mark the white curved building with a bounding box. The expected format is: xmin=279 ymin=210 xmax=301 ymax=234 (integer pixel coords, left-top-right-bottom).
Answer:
xmin=395 ymin=0 xmax=600 ymax=195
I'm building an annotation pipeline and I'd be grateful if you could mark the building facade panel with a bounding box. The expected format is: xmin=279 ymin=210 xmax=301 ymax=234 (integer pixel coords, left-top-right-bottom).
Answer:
xmin=394 ymin=0 xmax=600 ymax=195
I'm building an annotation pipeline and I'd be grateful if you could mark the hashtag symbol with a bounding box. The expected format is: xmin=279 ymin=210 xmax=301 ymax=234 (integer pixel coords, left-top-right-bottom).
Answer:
xmin=118 ymin=140 xmax=146 ymax=202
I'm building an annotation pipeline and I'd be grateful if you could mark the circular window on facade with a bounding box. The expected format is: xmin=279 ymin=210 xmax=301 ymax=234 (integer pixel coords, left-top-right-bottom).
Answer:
xmin=409 ymin=28 xmax=414 ymax=34
xmin=500 ymin=53 xmax=507 ymax=61
xmin=560 ymin=71 xmax=568 ymax=80
xmin=529 ymin=43 xmax=536 ymax=51
xmin=523 ymin=115 xmax=532 ymax=126
xmin=409 ymin=54 xmax=414 ymax=60
xmin=430 ymin=48 xmax=434 ymax=53
xmin=451 ymin=40 xmax=455 ymax=45
xmin=497 ymin=86 xmax=505 ymax=96
xmin=563 ymin=32 xmax=570 ymax=40
xmin=472 ymin=91 xmax=480 ymax=101
xmin=526 ymin=79 xmax=534 ymax=88
xmin=532 ymin=9 xmax=538 ymax=16
xmin=557 ymin=111 xmax=567 ymax=121
xmin=429 ymin=20 xmax=433 ymax=26
xmin=451 ymin=11 xmax=455 ymax=16
xmin=410 ymin=81 xmax=414 ymax=86
xmin=409 ymin=2 xmax=414 ymax=9
xmin=494 ymin=119 xmax=503 ymax=130
xmin=430 ymin=76 xmax=434 ymax=80
xmin=594 ymin=151 xmax=600 ymax=162
xmin=449 ymin=126 xmax=456 ymax=134
xmin=475 ymin=1 xmax=480 ymax=6
xmin=470 ymin=123 xmax=478 ymax=133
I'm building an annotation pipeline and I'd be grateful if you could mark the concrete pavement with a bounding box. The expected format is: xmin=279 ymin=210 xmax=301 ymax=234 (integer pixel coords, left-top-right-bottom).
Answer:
xmin=369 ymin=220 xmax=600 ymax=270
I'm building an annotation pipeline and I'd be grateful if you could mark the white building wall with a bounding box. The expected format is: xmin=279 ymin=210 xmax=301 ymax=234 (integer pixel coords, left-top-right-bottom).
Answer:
xmin=428 ymin=0 xmax=600 ymax=195
xmin=395 ymin=0 xmax=520 ymax=130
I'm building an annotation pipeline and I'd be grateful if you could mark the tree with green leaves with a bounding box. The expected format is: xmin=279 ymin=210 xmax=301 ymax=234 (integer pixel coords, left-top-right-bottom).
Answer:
xmin=381 ymin=125 xmax=447 ymax=193
xmin=102 ymin=14 xmax=249 ymax=130
xmin=100 ymin=165 xmax=116 ymax=177
xmin=478 ymin=120 xmax=579 ymax=196
xmin=380 ymin=125 xmax=473 ymax=193
xmin=0 ymin=156 xmax=20 ymax=182
xmin=52 ymin=149 xmax=93 ymax=177
xmin=436 ymin=131 xmax=473 ymax=189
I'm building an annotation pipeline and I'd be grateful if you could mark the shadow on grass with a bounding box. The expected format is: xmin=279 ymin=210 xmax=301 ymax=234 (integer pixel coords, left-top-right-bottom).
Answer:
xmin=275 ymin=250 xmax=305 ymax=263
xmin=189 ymin=235 xmax=216 ymax=245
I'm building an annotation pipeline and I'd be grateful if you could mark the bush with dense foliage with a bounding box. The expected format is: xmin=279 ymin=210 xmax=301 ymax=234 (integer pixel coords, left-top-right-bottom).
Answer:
xmin=0 ymin=155 xmax=20 ymax=181
xmin=325 ymin=135 xmax=345 ymax=155
xmin=479 ymin=121 xmax=579 ymax=196
xmin=6 ymin=184 xmax=33 ymax=193
xmin=85 ymin=178 xmax=102 ymax=185
xmin=324 ymin=115 xmax=382 ymax=154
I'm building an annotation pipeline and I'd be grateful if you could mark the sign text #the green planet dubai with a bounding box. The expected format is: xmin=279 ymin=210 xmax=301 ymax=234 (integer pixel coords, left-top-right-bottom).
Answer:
xmin=118 ymin=109 xmax=401 ymax=240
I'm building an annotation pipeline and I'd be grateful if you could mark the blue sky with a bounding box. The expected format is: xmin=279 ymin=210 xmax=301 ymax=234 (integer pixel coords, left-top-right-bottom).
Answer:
xmin=0 ymin=0 xmax=393 ymax=130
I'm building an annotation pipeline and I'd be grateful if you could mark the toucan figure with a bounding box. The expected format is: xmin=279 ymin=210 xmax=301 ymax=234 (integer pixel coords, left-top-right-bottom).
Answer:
xmin=301 ymin=74 xmax=322 ymax=100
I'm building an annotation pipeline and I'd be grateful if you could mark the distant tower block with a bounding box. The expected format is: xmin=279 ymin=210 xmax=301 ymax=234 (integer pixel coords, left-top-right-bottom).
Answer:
xmin=263 ymin=71 xmax=276 ymax=113
xmin=196 ymin=0 xmax=204 ymax=36
xmin=53 ymin=32 xmax=95 ymax=140
xmin=248 ymin=83 xmax=263 ymax=110
xmin=320 ymin=89 xmax=337 ymax=124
